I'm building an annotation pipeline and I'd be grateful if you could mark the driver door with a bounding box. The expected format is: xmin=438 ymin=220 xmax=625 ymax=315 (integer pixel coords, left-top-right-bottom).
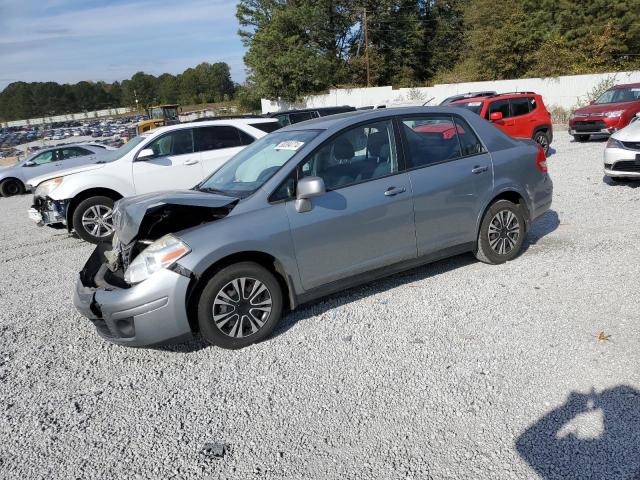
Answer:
xmin=132 ymin=128 xmax=204 ymax=194
xmin=23 ymin=150 xmax=59 ymax=179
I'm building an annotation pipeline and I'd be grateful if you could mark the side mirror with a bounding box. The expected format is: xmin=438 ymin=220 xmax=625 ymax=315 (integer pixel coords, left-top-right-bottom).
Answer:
xmin=295 ymin=176 xmax=325 ymax=213
xmin=489 ymin=111 xmax=503 ymax=121
xmin=24 ymin=161 xmax=36 ymax=167
xmin=137 ymin=148 xmax=155 ymax=160
xmin=589 ymin=100 xmax=596 ymax=105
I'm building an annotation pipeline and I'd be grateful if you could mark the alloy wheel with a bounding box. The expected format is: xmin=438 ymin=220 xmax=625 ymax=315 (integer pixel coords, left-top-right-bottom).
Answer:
xmin=488 ymin=210 xmax=521 ymax=255
xmin=81 ymin=205 xmax=114 ymax=238
xmin=212 ymin=277 xmax=273 ymax=338
xmin=535 ymin=133 xmax=549 ymax=153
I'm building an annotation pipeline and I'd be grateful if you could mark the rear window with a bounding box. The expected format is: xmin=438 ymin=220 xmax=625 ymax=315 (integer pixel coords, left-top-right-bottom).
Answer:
xmin=250 ymin=122 xmax=281 ymax=133
xmin=451 ymin=101 xmax=484 ymax=115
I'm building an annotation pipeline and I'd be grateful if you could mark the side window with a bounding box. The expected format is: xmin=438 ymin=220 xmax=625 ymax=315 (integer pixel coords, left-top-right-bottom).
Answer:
xmin=401 ymin=116 xmax=461 ymax=168
xmin=528 ymin=97 xmax=537 ymax=111
xmin=146 ymin=129 xmax=194 ymax=157
xmin=299 ymin=119 xmax=398 ymax=191
xmin=486 ymin=99 xmax=511 ymax=120
xmin=274 ymin=114 xmax=290 ymax=127
xmin=238 ymin=129 xmax=255 ymax=146
xmin=60 ymin=147 xmax=91 ymax=159
xmin=194 ymin=126 xmax=243 ymax=151
xmin=32 ymin=151 xmax=54 ymax=165
xmin=453 ymin=117 xmax=486 ymax=156
xmin=510 ymin=98 xmax=531 ymax=117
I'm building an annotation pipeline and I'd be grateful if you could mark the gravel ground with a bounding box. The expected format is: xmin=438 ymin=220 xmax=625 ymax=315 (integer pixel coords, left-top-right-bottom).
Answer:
xmin=1 ymin=131 xmax=639 ymax=479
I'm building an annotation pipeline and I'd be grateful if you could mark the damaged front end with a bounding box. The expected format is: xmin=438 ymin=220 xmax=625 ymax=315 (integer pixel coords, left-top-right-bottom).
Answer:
xmin=28 ymin=196 xmax=69 ymax=227
xmin=74 ymin=190 xmax=238 ymax=346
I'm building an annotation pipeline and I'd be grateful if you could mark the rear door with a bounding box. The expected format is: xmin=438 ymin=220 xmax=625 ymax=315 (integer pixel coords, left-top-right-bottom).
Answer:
xmin=195 ymin=126 xmax=254 ymax=177
xmin=399 ymin=114 xmax=493 ymax=255
xmin=132 ymin=128 xmax=204 ymax=193
xmin=509 ymin=97 xmax=534 ymax=138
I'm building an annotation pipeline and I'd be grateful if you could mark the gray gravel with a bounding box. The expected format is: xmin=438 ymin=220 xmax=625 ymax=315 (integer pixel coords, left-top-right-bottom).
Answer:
xmin=1 ymin=132 xmax=640 ymax=479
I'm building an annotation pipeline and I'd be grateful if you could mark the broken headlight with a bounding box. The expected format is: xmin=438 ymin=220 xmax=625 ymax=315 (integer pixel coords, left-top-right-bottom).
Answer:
xmin=124 ymin=234 xmax=191 ymax=285
xmin=34 ymin=177 xmax=63 ymax=198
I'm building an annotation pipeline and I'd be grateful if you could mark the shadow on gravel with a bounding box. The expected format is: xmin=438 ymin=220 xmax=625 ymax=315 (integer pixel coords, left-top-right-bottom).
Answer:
xmin=523 ymin=209 xmax=560 ymax=251
xmin=603 ymin=176 xmax=640 ymax=189
xmin=516 ymin=386 xmax=640 ymax=479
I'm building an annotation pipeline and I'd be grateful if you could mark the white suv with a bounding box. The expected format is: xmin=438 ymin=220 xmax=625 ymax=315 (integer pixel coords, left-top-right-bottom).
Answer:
xmin=28 ymin=118 xmax=280 ymax=243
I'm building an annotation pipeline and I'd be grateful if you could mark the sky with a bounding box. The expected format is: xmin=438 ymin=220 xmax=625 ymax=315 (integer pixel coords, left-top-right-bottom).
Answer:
xmin=0 ymin=0 xmax=248 ymax=91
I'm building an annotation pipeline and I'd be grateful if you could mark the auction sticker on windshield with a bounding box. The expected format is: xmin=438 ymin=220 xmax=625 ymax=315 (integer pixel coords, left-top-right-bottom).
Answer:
xmin=275 ymin=140 xmax=304 ymax=151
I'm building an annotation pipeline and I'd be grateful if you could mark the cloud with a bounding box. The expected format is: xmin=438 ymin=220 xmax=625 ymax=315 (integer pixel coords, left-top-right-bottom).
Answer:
xmin=0 ymin=0 xmax=247 ymax=90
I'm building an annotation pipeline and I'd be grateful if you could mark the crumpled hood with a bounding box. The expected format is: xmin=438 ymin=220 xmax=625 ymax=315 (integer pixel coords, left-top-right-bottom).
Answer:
xmin=25 ymin=162 xmax=106 ymax=187
xmin=114 ymin=190 xmax=238 ymax=245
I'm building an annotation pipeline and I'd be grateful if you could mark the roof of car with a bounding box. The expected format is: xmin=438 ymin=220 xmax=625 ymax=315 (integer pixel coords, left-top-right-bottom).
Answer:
xmin=277 ymin=106 xmax=480 ymax=132
xmin=613 ymin=82 xmax=640 ymax=88
xmin=449 ymin=92 xmax=539 ymax=103
xmin=148 ymin=118 xmax=279 ymax=136
xmin=267 ymin=106 xmax=355 ymax=116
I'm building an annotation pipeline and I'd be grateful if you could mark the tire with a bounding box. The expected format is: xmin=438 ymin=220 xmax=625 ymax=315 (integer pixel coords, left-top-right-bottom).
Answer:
xmin=533 ymin=131 xmax=550 ymax=154
xmin=475 ymin=200 xmax=526 ymax=265
xmin=72 ymin=196 xmax=115 ymax=244
xmin=0 ymin=178 xmax=25 ymax=197
xmin=197 ymin=262 xmax=283 ymax=349
xmin=610 ymin=177 xmax=628 ymax=183
xmin=573 ymin=134 xmax=590 ymax=142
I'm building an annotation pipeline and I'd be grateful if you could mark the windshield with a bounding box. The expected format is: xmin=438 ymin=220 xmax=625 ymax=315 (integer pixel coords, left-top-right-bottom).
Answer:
xmin=198 ymin=130 xmax=320 ymax=198
xmin=97 ymin=135 xmax=147 ymax=163
xmin=595 ymin=87 xmax=640 ymax=104
xmin=451 ymin=101 xmax=484 ymax=114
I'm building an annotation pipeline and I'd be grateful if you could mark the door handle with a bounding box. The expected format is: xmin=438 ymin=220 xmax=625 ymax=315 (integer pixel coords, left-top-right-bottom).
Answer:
xmin=471 ymin=165 xmax=488 ymax=174
xmin=184 ymin=159 xmax=199 ymax=165
xmin=384 ymin=186 xmax=406 ymax=196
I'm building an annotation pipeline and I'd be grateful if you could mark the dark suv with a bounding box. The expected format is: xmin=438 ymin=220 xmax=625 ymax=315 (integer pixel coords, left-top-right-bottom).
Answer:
xmin=450 ymin=92 xmax=553 ymax=154
xmin=268 ymin=106 xmax=356 ymax=127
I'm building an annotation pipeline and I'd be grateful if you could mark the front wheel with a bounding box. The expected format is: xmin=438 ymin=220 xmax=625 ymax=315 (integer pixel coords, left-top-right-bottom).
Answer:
xmin=475 ymin=200 xmax=526 ymax=265
xmin=72 ymin=196 xmax=115 ymax=244
xmin=197 ymin=262 xmax=283 ymax=349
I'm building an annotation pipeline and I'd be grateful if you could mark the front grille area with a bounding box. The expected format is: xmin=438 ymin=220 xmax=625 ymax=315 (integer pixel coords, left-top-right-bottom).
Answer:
xmin=612 ymin=161 xmax=640 ymax=172
xmin=573 ymin=121 xmax=607 ymax=132
xmin=622 ymin=141 xmax=640 ymax=151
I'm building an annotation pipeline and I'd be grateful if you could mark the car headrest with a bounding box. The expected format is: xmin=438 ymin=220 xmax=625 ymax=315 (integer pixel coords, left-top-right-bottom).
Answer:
xmin=334 ymin=138 xmax=355 ymax=161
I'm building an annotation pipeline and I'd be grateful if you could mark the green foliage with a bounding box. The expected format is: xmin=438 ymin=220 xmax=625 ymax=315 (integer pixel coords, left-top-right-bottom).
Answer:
xmin=0 ymin=62 xmax=236 ymax=121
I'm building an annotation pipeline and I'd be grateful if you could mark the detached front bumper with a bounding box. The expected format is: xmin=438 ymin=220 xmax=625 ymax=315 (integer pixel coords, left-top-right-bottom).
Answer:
xmin=74 ymin=243 xmax=193 ymax=347
xmin=29 ymin=197 xmax=68 ymax=227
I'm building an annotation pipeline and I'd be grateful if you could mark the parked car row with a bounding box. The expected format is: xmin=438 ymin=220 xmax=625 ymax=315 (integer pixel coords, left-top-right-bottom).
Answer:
xmin=21 ymin=107 xmax=553 ymax=350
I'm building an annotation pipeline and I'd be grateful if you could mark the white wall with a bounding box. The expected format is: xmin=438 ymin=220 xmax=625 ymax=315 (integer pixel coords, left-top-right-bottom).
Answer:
xmin=1 ymin=107 xmax=133 ymax=128
xmin=261 ymin=70 xmax=640 ymax=113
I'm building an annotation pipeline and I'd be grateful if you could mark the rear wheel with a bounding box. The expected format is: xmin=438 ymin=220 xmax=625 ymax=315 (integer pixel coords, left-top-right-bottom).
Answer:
xmin=475 ymin=200 xmax=526 ymax=265
xmin=0 ymin=178 xmax=25 ymax=197
xmin=533 ymin=131 xmax=550 ymax=154
xmin=197 ymin=262 xmax=283 ymax=349
xmin=72 ymin=196 xmax=115 ymax=244
xmin=573 ymin=134 xmax=590 ymax=142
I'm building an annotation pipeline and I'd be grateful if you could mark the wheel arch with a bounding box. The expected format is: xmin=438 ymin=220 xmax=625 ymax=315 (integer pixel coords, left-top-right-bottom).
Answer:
xmin=0 ymin=176 xmax=26 ymax=193
xmin=477 ymin=189 xmax=530 ymax=238
xmin=66 ymin=188 xmax=124 ymax=231
xmin=184 ymin=250 xmax=295 ymax=333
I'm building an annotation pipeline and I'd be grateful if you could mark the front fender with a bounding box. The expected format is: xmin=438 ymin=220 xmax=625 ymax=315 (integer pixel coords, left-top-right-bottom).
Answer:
xmin=177 ymin=202 xmax=304 ymax=296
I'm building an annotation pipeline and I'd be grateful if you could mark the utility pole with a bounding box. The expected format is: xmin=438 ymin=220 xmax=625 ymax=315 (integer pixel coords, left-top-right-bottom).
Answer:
xmin=364 ymin=7 xmax=370 ymax=87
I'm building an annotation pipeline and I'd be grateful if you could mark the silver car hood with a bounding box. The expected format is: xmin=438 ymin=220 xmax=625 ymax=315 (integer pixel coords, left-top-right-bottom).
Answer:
xmin=113 ymin=190 xmax=238 ymax=245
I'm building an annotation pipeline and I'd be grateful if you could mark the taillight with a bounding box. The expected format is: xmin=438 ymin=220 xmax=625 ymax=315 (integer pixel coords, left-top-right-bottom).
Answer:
xmin=535 ymin=145 xmax=548 ymax=173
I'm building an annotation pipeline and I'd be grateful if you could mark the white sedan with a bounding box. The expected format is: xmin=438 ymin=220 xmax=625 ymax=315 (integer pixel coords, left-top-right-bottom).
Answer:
xmin=604 ymin=113 xmax=640 ymax=180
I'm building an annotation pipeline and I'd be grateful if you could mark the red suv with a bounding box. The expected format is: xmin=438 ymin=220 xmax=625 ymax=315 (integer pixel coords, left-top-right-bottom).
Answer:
xmin=450 ymin=92 xmax=553 ymax=153
xmin=568 ymin=83 xmax=640 ymax=142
